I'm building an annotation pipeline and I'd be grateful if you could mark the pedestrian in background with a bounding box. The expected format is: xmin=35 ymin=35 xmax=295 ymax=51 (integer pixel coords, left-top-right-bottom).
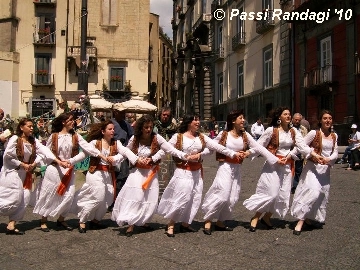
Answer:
xmin=243 ymin=107 xmax=318 ymax=232
xmin=291 ymin=113 xmax=309 ymax=194
xmin=291 ymin=110 xmax=338 ymax=235
xmin=0 ymin=118 xmax=65 ymax=235
xmin=153 ymin=107 xmax=177 ymax=141
xmin=201 ymin=110 xmax=279 ymax=235
xmin=250 ymin=117 xmax=265 ymax=140
xmin=337 ymin=124 xmax=360 ymax=166
xmin=157 ymin=113 xmax=243 ymax=237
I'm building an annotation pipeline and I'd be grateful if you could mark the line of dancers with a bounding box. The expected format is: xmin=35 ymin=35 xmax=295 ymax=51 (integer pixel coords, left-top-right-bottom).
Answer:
xmin=0 ymin=107 xmax=337 ymax=237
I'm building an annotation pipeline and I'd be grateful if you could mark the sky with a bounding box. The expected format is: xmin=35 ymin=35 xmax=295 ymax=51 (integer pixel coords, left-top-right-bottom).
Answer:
xmin=150 ymin=0 xmax=173 ymax=38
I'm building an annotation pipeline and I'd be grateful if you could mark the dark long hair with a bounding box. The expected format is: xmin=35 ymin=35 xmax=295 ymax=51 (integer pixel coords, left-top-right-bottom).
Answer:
xmin=86 ymin=120 xmax=114 ymax=142
xmin=269 ymin=106 xmax=291 ymax=127
xmin=178 ymin=113 xmax=200 ymax=133
xmin=317 ymin=110 xmax=333 ymax=132
xmin=51 ymin=112 xmax=75 ymax=134
xmin=134 ymin=114 xmax=155 ymax=138
xmin=16 ymin=118 xmax=35 ymax=144
xmin=226 ymin=110 xmax=244 ymax=131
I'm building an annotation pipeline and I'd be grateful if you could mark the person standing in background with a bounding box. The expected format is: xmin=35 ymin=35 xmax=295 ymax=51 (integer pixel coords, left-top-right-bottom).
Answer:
xmin=153 ymin=107 xmax=177 ymax=141
xmin=251 ymin=118 xmax=265 ymax=140
xmin=291 ymin=113 xmax=308 ymax=194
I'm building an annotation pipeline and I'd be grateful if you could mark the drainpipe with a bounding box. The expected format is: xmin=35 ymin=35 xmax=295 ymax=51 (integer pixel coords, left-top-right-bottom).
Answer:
xmin=64 ymin=0 xmax=69 ymax=91
xmin=291 ymin=22 xmax=295 ymax=113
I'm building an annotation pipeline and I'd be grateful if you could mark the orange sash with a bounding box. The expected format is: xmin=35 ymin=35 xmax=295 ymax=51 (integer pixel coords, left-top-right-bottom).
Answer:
xmin=23 ymin=171 xmax=33 ymax=190
xmin=176 ymin=162 xmax=203 ymax=178
xmin=276 ymin=155 xmax=295 ymax=176
xmin=135 ymin=163 xmax=160 ymax=190
xmin=96 ymin=164 xmax=117 ymax=200
xmin=56 ymin=166 xmax=74 ymax=196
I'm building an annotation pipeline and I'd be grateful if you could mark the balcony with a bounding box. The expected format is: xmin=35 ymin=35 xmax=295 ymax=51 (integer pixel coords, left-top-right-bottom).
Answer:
xmin=193 ymin=13 xmax=212 ymax=32
xmin=31 ymin=73 xmax=55 ymax=87
xmin=33 ymin=31 xmax=56 ymax=46
xmin=214 ymin=46 xmax=225 ymax=61
xmin=67 ymin=46 xmax=97 ymax=58
xmin=33 ymin=0 xmax=56 ymax=6
xmin=176 ymin=6 xmax=186 ymax=20
xmin=256 ymin=10 xmax=275 ymax=35
xmin=232 ymin=31 xmax=246 ymax=51
xmin=303 ymin=65 xmax=337 ymax=93
xmin=171 ymin=18 xmax=178 ymax=30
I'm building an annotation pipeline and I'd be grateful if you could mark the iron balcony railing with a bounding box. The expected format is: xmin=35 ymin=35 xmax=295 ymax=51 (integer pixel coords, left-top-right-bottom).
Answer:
xmin=256 ymin=10 xmax=275 ymax=35
xmin=232 ymin=31 xmax=246 ymax=50
xmin=31 ymin=73 xmax=55 ymax=86
xmin=303 ymin=65 xmax=336 ymax=88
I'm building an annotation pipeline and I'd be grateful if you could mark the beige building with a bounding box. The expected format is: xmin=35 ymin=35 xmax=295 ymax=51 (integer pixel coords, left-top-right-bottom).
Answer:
xmin=149 ymin=13 xmax=174 ymax=111
xmin=172 ymin=0 xmax=291 ymax=122
xmin=0 ymin=0 xmax=150 ymax=118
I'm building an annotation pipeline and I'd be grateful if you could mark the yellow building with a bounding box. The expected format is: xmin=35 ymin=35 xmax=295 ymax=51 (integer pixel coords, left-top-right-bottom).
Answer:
xmin=0 ymin=0 xmax=150 ymax=118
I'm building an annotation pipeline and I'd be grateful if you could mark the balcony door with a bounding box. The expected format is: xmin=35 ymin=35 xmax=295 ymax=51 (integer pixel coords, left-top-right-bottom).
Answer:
xmin=35 ymin=54 xmax=51 ymax=84
xmin=320 ymin=36 xmax=332 ymax=82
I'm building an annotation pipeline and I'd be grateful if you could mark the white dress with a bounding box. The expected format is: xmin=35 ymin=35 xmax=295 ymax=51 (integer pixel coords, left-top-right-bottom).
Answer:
xmin=0 ymin=136 xmax=56 ymax=221
xmin=33 ymin=133 xmax=100 ymax=218
xmin=157 ymin=133 xmax=237 ymax=224
xmin=111 ymin=134 xmax=187 ymax=226
xmin=201 ymin=131 xmax=278 ymax=221
xmin=243 ymin=127 xmax=311 ymax=218
xmin=72 ymin=140 xmax=139 ymax=223
xmin=291 ymin=130 xmax=338 ymax=222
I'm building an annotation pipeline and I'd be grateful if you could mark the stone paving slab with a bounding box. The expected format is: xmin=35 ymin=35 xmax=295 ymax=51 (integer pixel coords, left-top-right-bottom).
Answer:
xmin=0 ymin=155 xmax=359 ymax=270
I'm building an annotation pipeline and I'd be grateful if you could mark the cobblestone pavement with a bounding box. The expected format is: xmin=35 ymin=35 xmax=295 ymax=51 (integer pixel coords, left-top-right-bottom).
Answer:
xmin=0 ymin=154 xmax=359 ymax=270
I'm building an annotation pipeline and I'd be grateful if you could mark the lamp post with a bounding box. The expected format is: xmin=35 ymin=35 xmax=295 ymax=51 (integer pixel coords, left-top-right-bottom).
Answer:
xmin=78 ymin=0 xmax=88 ymax=95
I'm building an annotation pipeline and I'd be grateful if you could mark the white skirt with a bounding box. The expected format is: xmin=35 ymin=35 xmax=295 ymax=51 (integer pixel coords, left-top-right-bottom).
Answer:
xmin=0 ymin=170 xmax=29 ymax=221
xmin=72 ymin=170 xmax=114 ymax=223
xmin=33 ymin=165 xmax=75 ymax=218
xmin=111 ymin=167 xmax=159 ymax=226
xmin=243 ymin=161 xmax=293 ymax=218
xmin=157 ymin=168 xmax=203 ymax=224
xmin=201 ymin=162 xmax=241 ymax=221
xmin=290 ymin=161 xmax=330 ymax=223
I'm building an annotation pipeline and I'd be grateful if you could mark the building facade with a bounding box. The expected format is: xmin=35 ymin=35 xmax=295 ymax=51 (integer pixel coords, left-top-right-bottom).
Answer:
xmin=149 ymin=13 xmax=174 ymax=110
xmin=292 ymin=0 xmax=360 ymax=143
xmin=0 ymin=0 xmax=150 ymax=118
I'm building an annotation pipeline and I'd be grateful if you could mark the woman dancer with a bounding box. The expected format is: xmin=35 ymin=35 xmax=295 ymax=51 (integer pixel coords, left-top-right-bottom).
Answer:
xmin=33 ymin=112 xmax=107 ymax=232
xmin=73 ymin=120 xmax=142 ymax=233
xmin=111 ymin=115 xmax=190 ymax=237
xmin=0 ymin=118 xmax=66 ymax=235
xmin=243 ymin=107 xmax=319 ymax=232
xmin=157 ymin=113 xmax=243 ymax=237
xmin=291 ymin=110 xmax=338 ymax=235
xmin=201 ymin=110 xmax=280 ymax=235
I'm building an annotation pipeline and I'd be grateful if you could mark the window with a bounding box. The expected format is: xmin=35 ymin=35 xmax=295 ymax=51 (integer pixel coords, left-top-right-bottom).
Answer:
xmin=262 ymin=0 xmax=273 ymax=10
xmin=35 ymin=54 xmax=51 ymax=84
xmin=218 ymin=73 xmax=223 ymax=104
xmin=237 ymin=61 xmax=244 ymax=97
xmin=263 ymin=46 xmax=273 ymax=89
xmin=109 ymin=67 xmax=125 ymax=90
xmin=236 ymin=6 xmax=244 ymax=34
xmin=34 ymin=15 xmax=56 ymax=44
xmin=202 ymin=0 xmax=206 ymax=14
xmin=320 ymin=36 xmax=332 ymax=82
xmin=320 ymin=36 xmax=332 ymax=67
xmin=101 ymin=0 xmax=118 ymax=26
xmin=217 ymin=25 xmax=223 ymax=49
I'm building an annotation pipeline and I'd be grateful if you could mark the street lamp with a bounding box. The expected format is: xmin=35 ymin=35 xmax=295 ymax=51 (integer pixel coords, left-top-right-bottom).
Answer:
xmin=78 ymin=0 xmax=88 ymax=95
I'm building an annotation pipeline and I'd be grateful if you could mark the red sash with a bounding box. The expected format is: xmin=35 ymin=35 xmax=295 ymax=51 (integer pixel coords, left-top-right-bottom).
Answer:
xmin=135 ymin=163 xmax=160 ymax=190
